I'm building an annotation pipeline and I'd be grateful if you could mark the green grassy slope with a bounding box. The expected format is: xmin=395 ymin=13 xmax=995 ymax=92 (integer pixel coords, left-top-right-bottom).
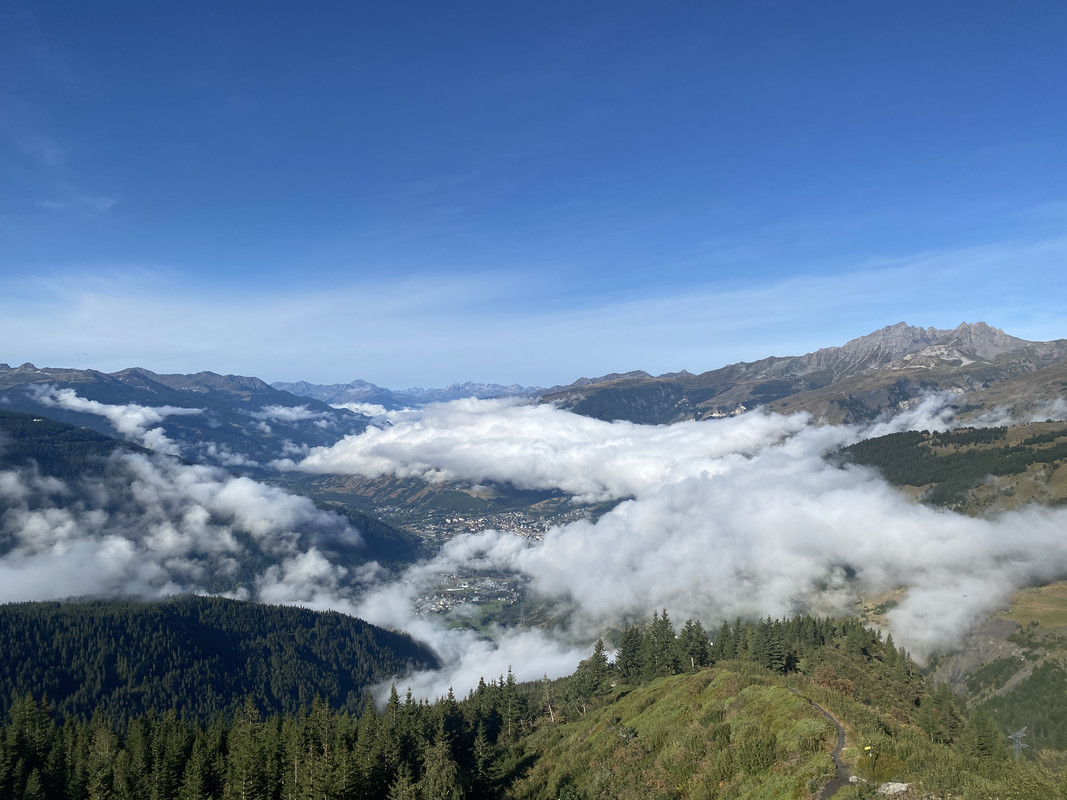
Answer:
xmin=509 ymin=666 xmax=836 ymax=800
xmin=509 ymin=664 xmax=1061 ymax=799
xmin=505 ymin=618 xmax=1064 ymax=800
xmin=836 ymin=422 xmax=1067 ymax=513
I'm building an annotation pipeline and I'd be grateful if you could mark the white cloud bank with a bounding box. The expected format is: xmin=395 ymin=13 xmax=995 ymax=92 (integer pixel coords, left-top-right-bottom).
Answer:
xmin=0 ymin=452 xmax=365 ymax=607
xmin=285 ymin=397 xmax=810 ymax=503
xmin=5 ymin=392 xmax=1067 ymax=699
xmin=288 ymin=396 xmax=1067 ymax=696
xmin=30 ymin=385 xmax=203 ymax=455
xmin=250 ymin=404 xmax=332 ymax=424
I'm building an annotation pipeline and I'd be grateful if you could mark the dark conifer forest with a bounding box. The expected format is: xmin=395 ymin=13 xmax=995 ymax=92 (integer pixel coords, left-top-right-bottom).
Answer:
xmin=2 ymin=605 xmax=1060 ymax=799
xmin=0 ymin=597 xmax=437 ymax=724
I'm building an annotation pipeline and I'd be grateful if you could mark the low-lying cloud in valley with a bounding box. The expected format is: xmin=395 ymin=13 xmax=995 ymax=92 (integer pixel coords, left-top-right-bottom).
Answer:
xmin=30 ymin=385 xmax=204 ymax=455
xmin=285 ymin=397 xmax=812 ymax=503
xmin=0 ymin=452 xmax=366 ymax=607
xmin=5 ymin=392 xmax=1067 ymax=700
xmin=287 ymin=395 xmax=1067 ymax=694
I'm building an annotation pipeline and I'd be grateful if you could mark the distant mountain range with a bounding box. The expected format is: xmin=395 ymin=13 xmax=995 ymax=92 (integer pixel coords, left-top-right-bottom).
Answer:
xmin=6 ymin=323 xmax=1067 ymax=463
xmin=539 ymin=321 xmax=1067 ymax=424
xmin=0 ymin=363 xmax=369 ymax=469
xmin=270 ymin=378 xmax=544 ymax=410
xmin=274 ymin=321 xmax=1067 ymax=425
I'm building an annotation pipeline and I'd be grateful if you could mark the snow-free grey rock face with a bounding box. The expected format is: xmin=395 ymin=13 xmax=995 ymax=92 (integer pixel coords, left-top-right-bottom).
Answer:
xmin=270 ymin=322 xmax=1067 ymax=425
xmin=271 ymin=378 xmax=406 ymax=409
xmin=538 ymin=322 xmax=1067 ymax=424
xmin=9 ymin=322 xmax=1067 ymax=457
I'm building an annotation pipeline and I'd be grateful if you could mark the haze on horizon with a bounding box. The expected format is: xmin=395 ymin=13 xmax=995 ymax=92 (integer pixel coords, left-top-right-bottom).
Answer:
xmin=3 ymin=2 xmax=1067 ymax=387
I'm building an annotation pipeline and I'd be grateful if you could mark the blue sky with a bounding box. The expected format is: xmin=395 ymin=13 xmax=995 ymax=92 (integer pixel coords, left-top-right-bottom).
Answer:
xmin=3 ymin=1 xmax=1066 ymax=388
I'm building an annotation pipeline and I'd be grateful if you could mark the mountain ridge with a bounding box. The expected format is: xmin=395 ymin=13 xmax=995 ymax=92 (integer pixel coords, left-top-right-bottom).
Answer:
xmin=270 ymin=378 xmax=545 ymax=409
xmin=7 ymin=321 xmax=1067 ymax=443
xmin=540 ymin=321 xmax=1067 ymax=424
xmin=268 ymin=321 xmax=1067 ymax=425
xmin=0 ymin=363 xmax=369 ymax=469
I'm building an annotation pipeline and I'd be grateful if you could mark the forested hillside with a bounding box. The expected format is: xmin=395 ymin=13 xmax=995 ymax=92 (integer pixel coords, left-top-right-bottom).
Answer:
xmin=0 ymin=365 xmax=369 ymax=470
xmin=0 ymin=409 xmax=431 ymax=577
xmin=836 ymin=422 xmax=1067 ymax=511
xmin=2 ymin=610 xmax=1061 ymax=799
xmin=0 ymin=597 xmax=438 ymax=724
xmin=0 ymin=410 xmax=146 ymax=476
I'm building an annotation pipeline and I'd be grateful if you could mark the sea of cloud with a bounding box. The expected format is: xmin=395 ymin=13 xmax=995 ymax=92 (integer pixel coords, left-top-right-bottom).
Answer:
xmin=5 ymin=390 xmax=1067 ymax=699
xmin=0 ymin=451 xmax=367 ymax=609
xmin=284 ymin=394 xmax=1067 ymax=695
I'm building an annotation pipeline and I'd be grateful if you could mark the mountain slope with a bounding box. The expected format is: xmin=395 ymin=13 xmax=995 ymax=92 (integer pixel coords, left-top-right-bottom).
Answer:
xmin=0 ymin=363 xmax=368 ymax=468
xmin=836 ymin=421 xmax=1067 ymax=512
xmin=541 ymin=322 xmax=1067 ymax=424
xmin=511 ymin=637 xmax=1058 ymax=800
xmin=0 ymin=409 xmax=428 ymax=585
xmin=0 ymin=409 xmax=148 ymax=477
xmin=0 ymin=596 xmax=438 ymax=723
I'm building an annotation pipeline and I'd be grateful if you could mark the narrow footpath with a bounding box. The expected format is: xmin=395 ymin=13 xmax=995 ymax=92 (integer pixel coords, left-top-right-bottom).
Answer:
xmin=790 ymin=688 xmax=852 ymax=799
xmin=810 ymin=697 xmax=851 ymax=799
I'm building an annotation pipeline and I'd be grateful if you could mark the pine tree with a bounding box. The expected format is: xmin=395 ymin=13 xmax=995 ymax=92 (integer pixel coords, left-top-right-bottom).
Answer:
xmin=387 ymin=763 xmax=418 ymax=800
xmin=23 ymin=767 xmax=45 ymax=800
xmin=224 ymin=698 xmax=268 ymax=800
xmin=86 ymin=715 xmax=119 ymax=800
xmin=844 ymin=621 xmax=872 ymax=659
xmin=711 ymin=620 xmax=734 ymax=662
xmin=354 ymin=696 xmax=389 ymax=799
xmin=420 ymin=727 xmax=464 ymax=800
xmin=500 ymin=668 xmax=519 ymax=745
xmin=178 ymin=730 xmax=217 ymax=800
xmin=470 ymin=723 xmax=494 ymax=797
xmin=303 ymin=696 xmax=338 ymax=800
xmin=62 ymin=719 xmax=91 ymax=800
xmin=569 ymin=638 xmax=612 ymax=716
xmin=615 ymin=626 xmax=645 ymax=684
xmin=751 ymin=618 xmax=785 ymax=673
xmin=677 ymin=619 xmax=709 ymax=671
xmin=643 ymin=610 xmax=678 ymax=680
xmin=127 ymin=716 xmax=152 ymax=799
xmin=883 ymin=633 xmax=899 ymax=670
xmin=588 ymin=638 xmax=610 ymax=689
xmin=733 ymin=618 xmax=750 ymax=659
xmin=960 ymin=707 xmax=1010 ymax=764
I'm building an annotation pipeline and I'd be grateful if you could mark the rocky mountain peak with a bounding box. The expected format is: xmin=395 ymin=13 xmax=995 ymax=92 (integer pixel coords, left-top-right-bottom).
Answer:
xmin=803 ymin=322 xmax=1027 ymax=379
xmin=836 ymin=322 xmax=947 ymax=360
xmin=940 ymin=321 xmax=1027 ymax=358
xmin=792 ymin=322 xmax=948 ymax=380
